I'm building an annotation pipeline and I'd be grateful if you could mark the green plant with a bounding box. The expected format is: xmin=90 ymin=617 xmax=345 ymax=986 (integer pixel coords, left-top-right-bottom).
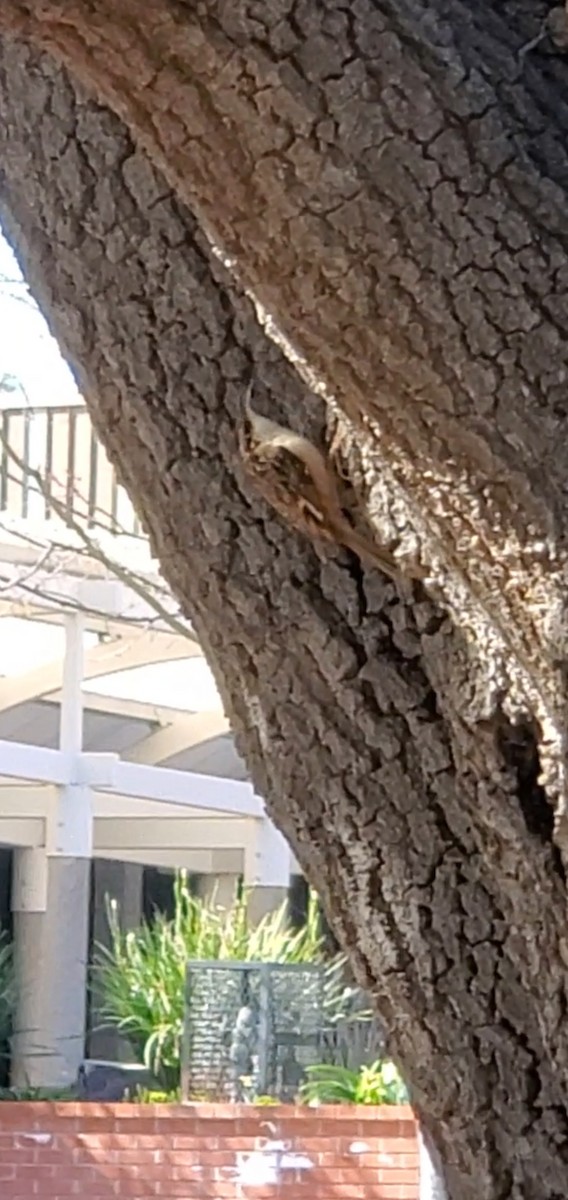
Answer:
xmin=93 ymin=874 xmax=352 ymax=1089
xmin=131 ymin=1085 xmax=278 ymax=1105
xmin=0 ymin=929 xmax=15 ymax=1067
xmin=0 ymin=1085 xmax=75 ymax=1101
xmin=135 ymin=1086 xmax=181 ymax=1103
xmin=299 ymin=1059 xmax=409 ymax=1106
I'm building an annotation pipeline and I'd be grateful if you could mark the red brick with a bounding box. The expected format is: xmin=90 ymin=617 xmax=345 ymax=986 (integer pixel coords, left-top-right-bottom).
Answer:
xmin=0 ymin=1147 xmax=36 ymax=1166
xmin=3 ymin=1186 xmax=44 ymax=1198
xmin=172 ymin=1135 xmax=219 ymax=1151
xmin=378 ymin=1167 xmax=421 ymax=1183
xmin=107 ymin=1179 xmax=159 ymax=1196
xmin=218 ymin=1136 xmax=263 ymax=1152
xmin=0 ymin=1104 xmax=419 ymax=1200
xmin=379 ymin=1189 xmax=419 ymax=1200
xmin=106 ymin=1148 xmax=163 ymax=1165
xmin=157 ymin=1181 xmax=220 ymax=1196
xmin=158 ymin=1149 xmax=204 ymax=1167
xmin=69 ymin=1183 xmax=118 ymax=1197
xmin=71 ymin=1189 xmax=116 ymax=1197
xmin=83 ymin=1132 xmax=162 ymax=1150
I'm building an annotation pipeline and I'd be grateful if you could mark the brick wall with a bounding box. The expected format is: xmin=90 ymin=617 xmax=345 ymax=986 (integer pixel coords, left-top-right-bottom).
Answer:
xmin=0 ymin=1102 xmax=419 ymax=1198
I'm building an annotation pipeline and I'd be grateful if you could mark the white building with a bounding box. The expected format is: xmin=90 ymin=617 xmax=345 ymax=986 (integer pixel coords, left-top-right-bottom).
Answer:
xmin=0 ymin=399 xmax=298 ymax=1087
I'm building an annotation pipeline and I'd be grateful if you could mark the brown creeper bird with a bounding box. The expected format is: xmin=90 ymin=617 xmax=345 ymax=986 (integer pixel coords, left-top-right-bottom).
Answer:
xmin=239 ymin=387 xmax=406 ymax=580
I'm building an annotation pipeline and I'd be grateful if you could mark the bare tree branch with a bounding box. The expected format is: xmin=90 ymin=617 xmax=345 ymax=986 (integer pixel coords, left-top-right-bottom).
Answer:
xmin=0 ymin=543 xmax=53 ymax=593
xmin=0 ymin=424 xmax=197 ymax=642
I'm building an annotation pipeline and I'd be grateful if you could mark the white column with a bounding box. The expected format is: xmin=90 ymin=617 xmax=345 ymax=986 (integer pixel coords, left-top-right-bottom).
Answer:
xmin=11 ymin=849 xmax=91 ymax=1088
xmin=11 ymin=613 xmax=92 ymax=1088
xmin=47 ymin=611 xmax=92 ymax=859
xmin=244 ymin=810 xmax=291 ymax=924
xmin=195 ymin=873 xmax=240 ymax=910
xmin=60 ymin=610 xmax=84 ymax=754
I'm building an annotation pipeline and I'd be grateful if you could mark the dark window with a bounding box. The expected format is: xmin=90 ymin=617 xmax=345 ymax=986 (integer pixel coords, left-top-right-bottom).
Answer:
xmin=142 ymin=867 xmax=177 ymax=921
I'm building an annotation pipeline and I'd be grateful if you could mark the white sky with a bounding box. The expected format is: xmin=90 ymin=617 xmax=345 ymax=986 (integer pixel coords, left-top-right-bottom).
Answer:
xmin=0 ymin=229 xmax=81 ymax=408
xmin=0 ymin=228 xmax=224 ymax=716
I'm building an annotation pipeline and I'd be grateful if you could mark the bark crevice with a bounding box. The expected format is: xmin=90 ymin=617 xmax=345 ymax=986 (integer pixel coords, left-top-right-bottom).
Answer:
xmin=495 ymin=711 xmax=560 ymax=859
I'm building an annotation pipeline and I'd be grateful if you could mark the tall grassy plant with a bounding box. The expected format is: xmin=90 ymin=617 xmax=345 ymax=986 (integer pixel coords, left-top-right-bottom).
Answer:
xmin=94 ymin=874 xmax=350 ymax=1087
xmin=0 ymin=931 xmax=14 ymax=1058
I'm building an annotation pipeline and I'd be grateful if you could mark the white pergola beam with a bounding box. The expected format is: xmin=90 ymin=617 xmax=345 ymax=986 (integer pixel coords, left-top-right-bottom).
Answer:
xmin=99 ymin=847 xmax=244 ymax=872
xmin=0 ymin=740 xmax=72 ymax=785
xmin=92 ymin=795 xmax=248 ymax=820
xmin=0 ymin=817 xmax=256 ymax=874
xmin=0 ymin=653 xmax=70 ymax=716
xmin=0 ymin=559 xmax=288 ymax=877
xmin=0 ymin=596 xmax=191 ymax=641
xmin=0 ymin=782 xmax=54 ymax=799
xmin=95 ymin=816 xmax=254 ymax=851
xmin=123 ymin=711 xmax=230 ymax=765
xmin=106 ymin=760 xmax=261 ymax=817
xmin=0 ymin=739 xmax=261 ymax=817
xmin=0 ymin=618 xmax=204 ymax=717
xmin=0 ymin=528 xmax=153 ymax=574
xmin=0 ymin=786 xmax=252 ymax=822
xmin=0 ymin=817 xmax=44 ymax=846
xmin=44 ymin=691 xmax=180 ymax=728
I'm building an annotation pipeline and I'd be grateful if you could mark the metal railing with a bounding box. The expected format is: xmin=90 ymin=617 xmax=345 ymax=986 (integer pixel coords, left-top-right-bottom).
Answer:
xmin=0 ymin=403 xmax=142 ymax=538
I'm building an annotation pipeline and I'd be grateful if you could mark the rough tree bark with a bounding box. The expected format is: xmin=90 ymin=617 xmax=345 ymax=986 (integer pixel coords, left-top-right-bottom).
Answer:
xmin=1 ymin=3 xmax=568 ymax=1196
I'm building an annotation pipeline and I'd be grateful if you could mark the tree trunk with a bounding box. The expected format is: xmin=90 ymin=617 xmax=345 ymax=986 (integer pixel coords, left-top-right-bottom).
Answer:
xmin=2 ymin=7 xmax=568 ymax=1195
